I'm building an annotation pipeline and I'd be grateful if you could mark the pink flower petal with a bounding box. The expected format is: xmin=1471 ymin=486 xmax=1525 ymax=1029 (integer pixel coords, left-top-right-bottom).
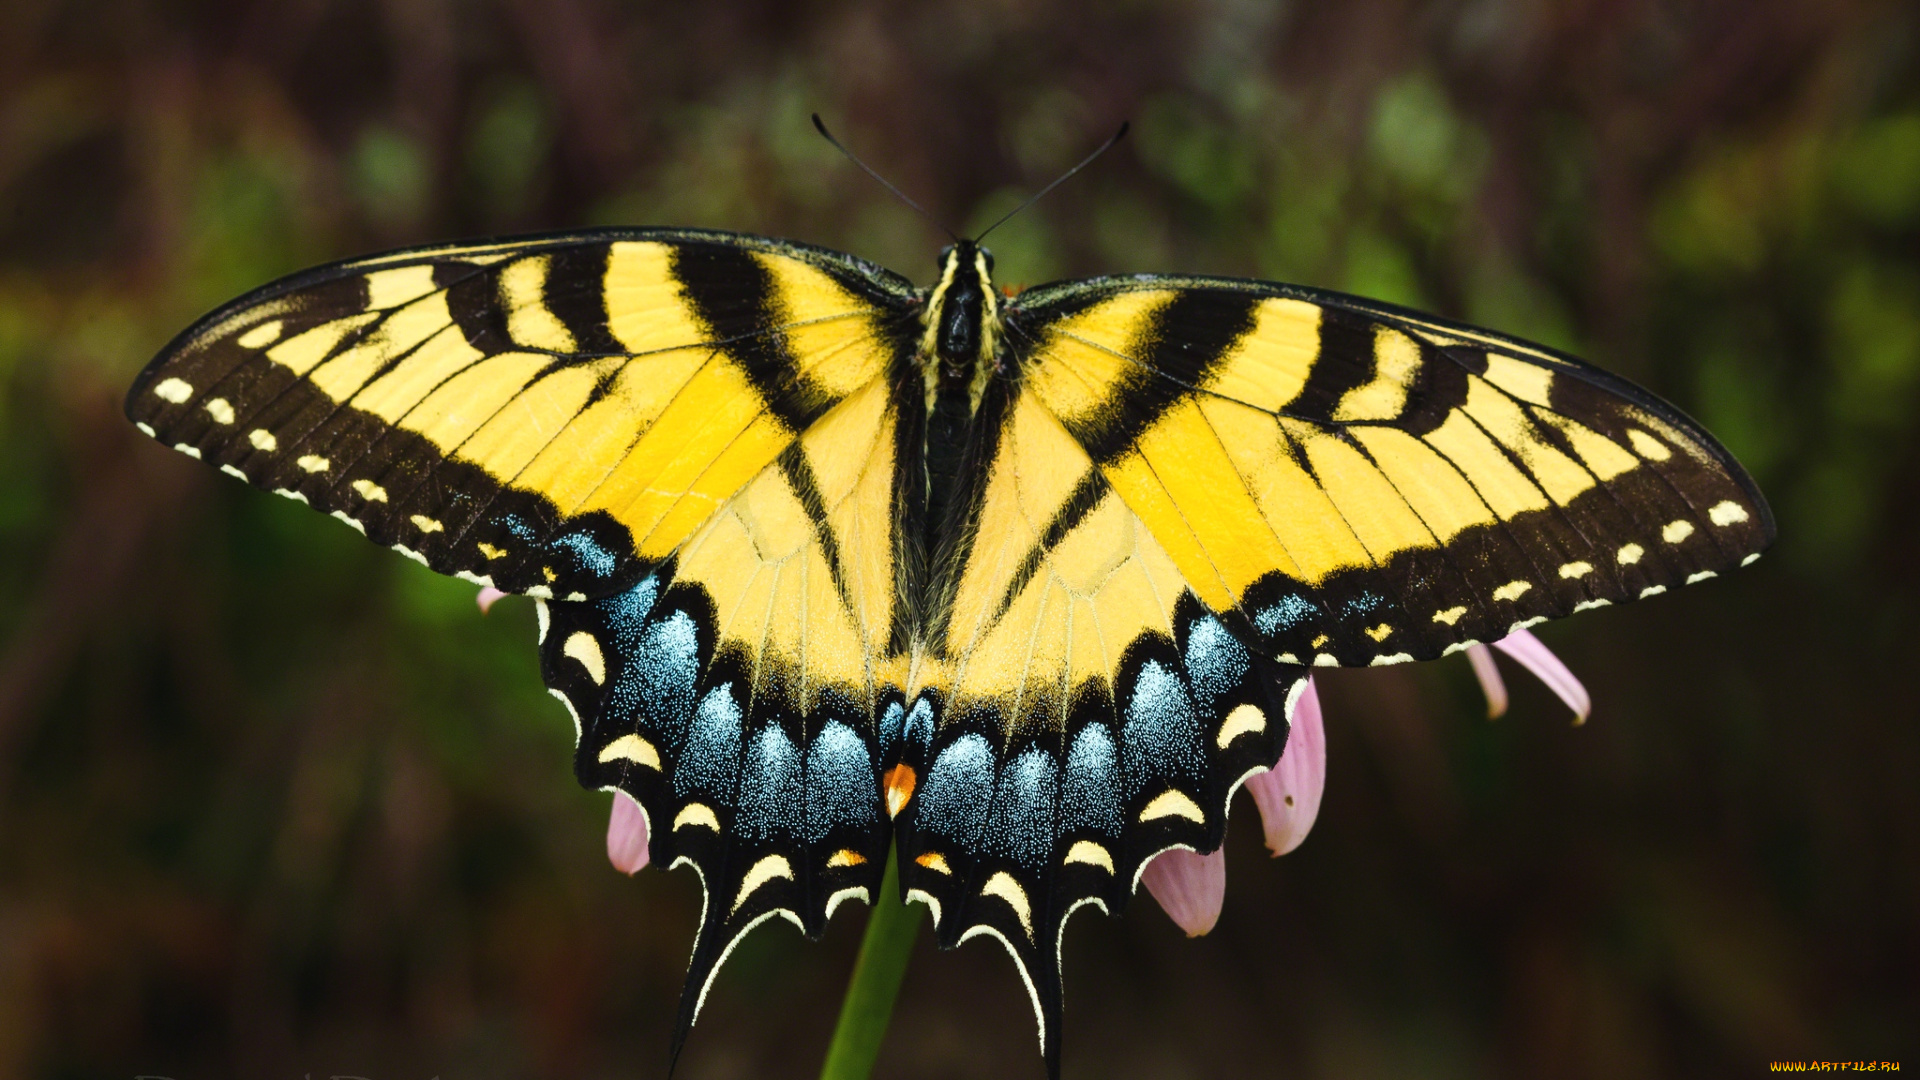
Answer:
xmin=1140 ymin=845 xmax=1226 ymax=936
xmin=475 ymin=585 xmax=507 ymax=614
xmin=606 ymin=790 xmax=650 ymax=875
xmin=1466 ymin=643 xmax=1509 ymax=719
xmin=1492 ymin=627 xmax=1591 ymax=724
xmin=1245 ymin=676 xmax=1326 ymax=857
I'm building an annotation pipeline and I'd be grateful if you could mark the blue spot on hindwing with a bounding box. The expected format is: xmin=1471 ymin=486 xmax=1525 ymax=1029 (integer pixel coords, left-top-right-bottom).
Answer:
xmin=878 ymin=702 xmax=905 ymax=758
xmin=901 ymin=698 xmax=935 ymax=755
xmin=916 ymin=733 xmax=994 ymax=840
xmin=1184 ymin=615 xmax=1248 ymax=713
xmin=617 ymin=610 xmax=699 ymax=748
xmin=673 ymin=683 xmax=742 ymax=799
xmin=1062 ymin=725 xmax=1122 ymax=835
xmin=805 ymin=721 xmax=876 ymax=841
xmin=736 ymin=723 xmax=803 ymax=840
xmin=985 ymin=747 xmax=1057 ymax=867
xmin=1121 ymin=660 xmax=1204 ymax=799
xmin=597 ymin=573 xmax=659 ymax=649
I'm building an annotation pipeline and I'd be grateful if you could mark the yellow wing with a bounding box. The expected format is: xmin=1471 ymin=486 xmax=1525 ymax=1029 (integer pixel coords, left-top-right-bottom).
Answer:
xmin=1000 ymin=277 xmax=1775 ymax=666
xmin=539 ymin=370 xmax=909 ymax=1059
xmin=126 ymin=230 xmax=922 ymax=599
xmin=890 ymin=377 xmax=1301 ymax=1066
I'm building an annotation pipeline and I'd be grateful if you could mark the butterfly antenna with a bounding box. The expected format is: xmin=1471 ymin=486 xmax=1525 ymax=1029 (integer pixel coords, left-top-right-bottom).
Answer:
xmin=812 ymin=114 xmax=959 ymax=242
xmin=973 ymin=121 xmax=1129 ymax=243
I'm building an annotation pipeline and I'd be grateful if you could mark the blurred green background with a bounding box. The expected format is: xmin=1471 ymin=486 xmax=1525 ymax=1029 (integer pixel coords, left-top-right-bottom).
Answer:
xmin=2 ymin=2 xmax=1917 ymax=1077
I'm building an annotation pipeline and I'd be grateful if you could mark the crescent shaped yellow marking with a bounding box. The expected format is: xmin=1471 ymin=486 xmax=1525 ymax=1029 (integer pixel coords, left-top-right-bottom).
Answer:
xmin=1063 ymin=840 xmax=1114 ymax=873
xmin=731 ymin=854 xmax=794 ymax=915
xmin=563 ymin=631 xmax=606 ymax=685
xmin=981 ymin=871 xmax=1034 ymax=940
xmin=1139 ymin=789 xmax=1206 ymax=824
xmin=597 ymin=734 xmax=659 ymax=769
xmin=1214 ymin=703 xmax=1266 ymax=748
xmin=673 ymin=802 xmax=719 ymax=831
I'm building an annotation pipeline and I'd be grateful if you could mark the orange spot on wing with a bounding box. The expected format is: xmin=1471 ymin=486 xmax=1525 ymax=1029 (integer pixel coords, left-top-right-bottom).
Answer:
xmin=884 ymin=763 xmax=916 ymax=818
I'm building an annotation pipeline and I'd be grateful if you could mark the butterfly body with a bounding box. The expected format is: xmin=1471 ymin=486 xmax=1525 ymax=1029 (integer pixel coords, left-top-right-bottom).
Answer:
xmin=127 ymin=226 xmax=1772 ymax=1075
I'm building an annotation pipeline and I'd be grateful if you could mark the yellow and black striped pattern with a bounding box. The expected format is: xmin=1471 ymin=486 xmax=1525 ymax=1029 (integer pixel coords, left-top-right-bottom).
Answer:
xmin=1004 ymin=277 xmax=1772 ymax=670
xmin=127 ymin=230 xmax=920 ymax=600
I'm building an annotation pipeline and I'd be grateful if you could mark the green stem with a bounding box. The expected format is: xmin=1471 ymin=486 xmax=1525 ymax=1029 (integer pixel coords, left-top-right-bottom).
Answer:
xmin=819 ymin=846 xmax=922 ymax=1080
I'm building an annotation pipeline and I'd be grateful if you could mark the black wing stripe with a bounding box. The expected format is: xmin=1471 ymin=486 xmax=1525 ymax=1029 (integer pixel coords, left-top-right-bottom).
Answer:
xmin=1281 ymin=305 xmax=1377 ymax=422
xmin=989 ymin=468 xmax=1107 ymax=629
xmin=1066 ymin=289 xmax=1259 ymax=463
xmin=541 ymin=244 xmax=629 ymax=357
xmin=443 ymin=263 xmax=514 ymax=352
xmin=670 ymin=244 xmax=836 ymax=432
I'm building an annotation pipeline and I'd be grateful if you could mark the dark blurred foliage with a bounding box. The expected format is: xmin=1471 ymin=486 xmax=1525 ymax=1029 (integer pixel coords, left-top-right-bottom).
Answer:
xmin=2 ymin=1 xmax=1917 ymax=1077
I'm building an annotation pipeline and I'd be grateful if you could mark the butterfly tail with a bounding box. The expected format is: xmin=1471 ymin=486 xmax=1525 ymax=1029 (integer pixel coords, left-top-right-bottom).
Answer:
xmin=666 ymin=897 xmax=731 ymax=1076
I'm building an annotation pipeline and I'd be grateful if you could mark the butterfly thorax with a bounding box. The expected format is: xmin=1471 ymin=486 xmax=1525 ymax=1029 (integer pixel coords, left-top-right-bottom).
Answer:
xmin=913 ymin=241 xmax=1005 ymax=616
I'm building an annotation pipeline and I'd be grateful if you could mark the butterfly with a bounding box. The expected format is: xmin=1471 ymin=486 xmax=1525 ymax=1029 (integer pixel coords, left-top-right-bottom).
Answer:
xmin=125 ymin=222 xmax=1773 ymax=1074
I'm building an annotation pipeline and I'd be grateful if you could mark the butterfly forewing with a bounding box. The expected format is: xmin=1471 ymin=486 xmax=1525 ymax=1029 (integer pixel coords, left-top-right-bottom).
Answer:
xmin=127 ymin=230 xmax=921 ymax=600
xmin=1002 ymin=276 xmax=1774 ymax=669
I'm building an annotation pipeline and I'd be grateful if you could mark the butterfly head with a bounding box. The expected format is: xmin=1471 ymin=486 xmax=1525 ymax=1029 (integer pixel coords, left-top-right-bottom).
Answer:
xmin=936 ymin=241 xmax=995 ymax=277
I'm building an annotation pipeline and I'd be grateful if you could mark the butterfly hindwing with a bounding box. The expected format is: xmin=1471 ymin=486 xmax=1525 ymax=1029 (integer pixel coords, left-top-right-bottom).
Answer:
xmin=538 ymin=370 xmax=909 ymax=1059
xmin=888 ymin=379 xmax=1305 ymax=1069
xmin=1002 ymin=277 xmax=1775 ymax=668
xmin=127 ymin=229 xmax=920 ymax=600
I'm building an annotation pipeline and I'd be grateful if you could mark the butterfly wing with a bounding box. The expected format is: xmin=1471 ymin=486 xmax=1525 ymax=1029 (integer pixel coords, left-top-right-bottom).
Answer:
xmin=129 ymin=228 xmax=927 ymax=1063
xmin=888 ymin=274 xmax=1773 ymax=1071
xmin=540 ymin=367 xmax=914 ymax=1062
xmin=1002 ymin=276 xmax=1774 ymax=665
xmin=888 ymin=373 xmax=1304 ymax=1071
xmin=126 ymin=229 xmax=920 ymax=599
